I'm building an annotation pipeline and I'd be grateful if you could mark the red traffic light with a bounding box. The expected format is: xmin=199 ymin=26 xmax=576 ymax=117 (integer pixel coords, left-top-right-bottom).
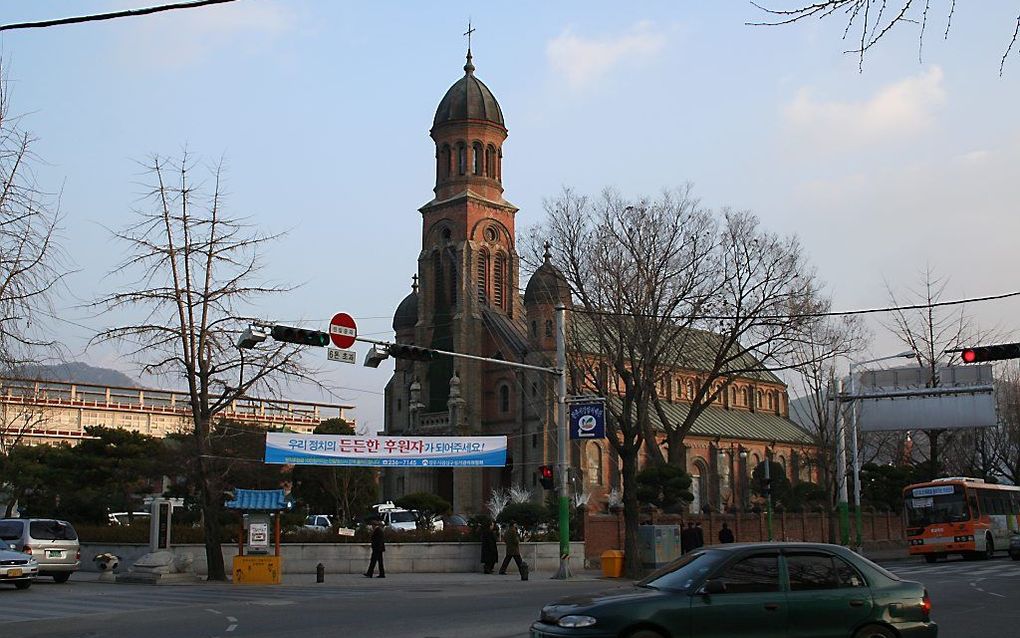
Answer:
xmin=958 ymin=343 xmax=1020 ymax=363
xmin=961 ymin=349 xmax=977 ymax=363
xmin=540 ymin=465 xmax=553 ymax=479
xmin=538 ymin=465 xmax=554 ymax=490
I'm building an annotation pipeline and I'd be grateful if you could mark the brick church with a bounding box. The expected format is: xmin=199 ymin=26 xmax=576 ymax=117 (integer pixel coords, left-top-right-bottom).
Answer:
xmin=383 ymin=48 xmax=816 ymax=516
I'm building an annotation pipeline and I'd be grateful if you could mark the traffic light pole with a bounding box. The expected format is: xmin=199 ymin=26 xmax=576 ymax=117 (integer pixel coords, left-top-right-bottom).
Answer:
xmin=764 ymin=452 xmax=773 ymax=542
xmin=355 ymin=337 xmax=560 ymax=375
xmin=836 ymin=377 xmax=851 ymax=547
xmin=554 ymin=305 xmax=571 ymax=580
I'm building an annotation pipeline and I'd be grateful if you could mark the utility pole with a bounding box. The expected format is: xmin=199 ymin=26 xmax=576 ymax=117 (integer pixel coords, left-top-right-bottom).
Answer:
xmin=836 ymin=376 xmax=851 ymax=546
xmin=554 ymin=305 xmax=572 ymax=580
xmin=764 ymin=450 xmax=774 ymax=541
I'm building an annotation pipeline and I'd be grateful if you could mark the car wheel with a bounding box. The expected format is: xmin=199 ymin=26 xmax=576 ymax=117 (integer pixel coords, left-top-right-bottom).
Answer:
xmin=14 ymin=581 xmax=31 ymax=590
xmin=853 ymin=624 xmax=897 ymax=638
xmin=52 ymin=572 xmax=71 ymax=583
xmin=924 ymin=554 xmax=937 ymax=564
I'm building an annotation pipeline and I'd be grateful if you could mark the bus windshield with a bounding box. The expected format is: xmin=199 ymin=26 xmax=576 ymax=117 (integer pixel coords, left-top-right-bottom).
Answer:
xmin=904 ymin=485 xmax=970 ymax=526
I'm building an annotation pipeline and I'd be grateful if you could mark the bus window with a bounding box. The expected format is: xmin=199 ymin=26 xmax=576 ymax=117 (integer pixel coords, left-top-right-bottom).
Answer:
xmin=905 ymin=485 xmax=970 ymax=526
xmin=968 ymin=494 xmax=980 ymax=519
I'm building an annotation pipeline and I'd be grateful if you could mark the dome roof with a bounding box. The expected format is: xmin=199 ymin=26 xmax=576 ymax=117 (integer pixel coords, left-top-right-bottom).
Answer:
xmin=524 ymin=246 xmax=571 ymax=306
xmin=393 ymin=276 xmax=419 ymax=332
xmin=433 ymin=53 xmax=504 ymax=128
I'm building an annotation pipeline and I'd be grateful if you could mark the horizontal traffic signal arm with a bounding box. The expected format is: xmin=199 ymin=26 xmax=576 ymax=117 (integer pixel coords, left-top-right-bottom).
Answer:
xmin=957 ymin=343 xmax=1020 ymax=363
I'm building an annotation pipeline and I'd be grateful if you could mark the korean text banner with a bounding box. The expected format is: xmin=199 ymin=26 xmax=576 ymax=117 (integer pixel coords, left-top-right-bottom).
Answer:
xmin=264 ymin=433 xmax=508 ymax=467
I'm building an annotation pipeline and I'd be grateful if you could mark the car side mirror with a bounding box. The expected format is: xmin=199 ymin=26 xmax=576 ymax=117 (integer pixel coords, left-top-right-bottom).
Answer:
xmin=702 ymin=579 xmax=726 ymax=595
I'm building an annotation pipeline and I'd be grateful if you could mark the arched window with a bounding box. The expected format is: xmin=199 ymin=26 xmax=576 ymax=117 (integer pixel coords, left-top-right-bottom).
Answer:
xmin=472 ymin=142 xmax=483 ymax=175
xmin=692 ymin=458 xmax=710 ymax=513
xmin=494 ymin=253 xmax=506 ymax=309
xmin=499 ymin=384 xmax=510 ymax=413
xmin=767 ymin=392 xmax=775 ymax=410
xmin=439 ymin=144 xmax=451 ymax=179
xmin=476 ymin=250 xmax=489 ymax=303
xmin=544 ymin=319 xmax=553 ymax=337
xmin=741 ymin=387 xmax=749 ymax=406
xmin=486 ymin=145 xmax=495 ymax=177
xmin=433 ymin=252 xmax=443 ymax=305
xmin=757 ymin=391 xmax=763 ymax=408
xmin=448 ymin=257 xmax=457 ymax=305
xmin=686 ymin=380 xmax=695 ymax=400
xmin=777 ymin=455 xmax=787 ymax=477
xmin=729 ymin=386 xmax=736 ymax=405
xmin=587 ymin=443 xmax=604 ymax=486
xmin=497 ymin=148 xmax=502 ymax=180
xmin=457 ymin=143 xmax=467 ymax=175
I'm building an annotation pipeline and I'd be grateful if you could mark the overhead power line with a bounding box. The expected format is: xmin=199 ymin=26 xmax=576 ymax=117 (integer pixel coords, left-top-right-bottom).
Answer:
xmin=571 ymin=289 xmax=1020 ymax=322
xmin=0 ymin=0 xmax=238 ymax=32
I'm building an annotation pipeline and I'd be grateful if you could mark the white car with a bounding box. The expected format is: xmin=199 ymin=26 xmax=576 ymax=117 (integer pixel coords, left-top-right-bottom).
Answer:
xmin=303 ymin=515 xmax=333 ymax=532
xmin=0 ymin=542 xmax=38 ymax=590
xmin=370 ymin=502 xmax=444 ymax=531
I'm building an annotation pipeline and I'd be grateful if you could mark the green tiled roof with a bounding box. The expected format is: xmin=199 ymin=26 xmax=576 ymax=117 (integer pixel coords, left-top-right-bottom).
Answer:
xmin=569 ymin=314 xmax=784 ymax=384
xmin=610 ymin=397 xmax=813 ymax=445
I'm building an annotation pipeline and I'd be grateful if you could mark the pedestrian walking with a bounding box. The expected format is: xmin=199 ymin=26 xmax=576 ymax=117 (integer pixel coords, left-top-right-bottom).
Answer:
xmin=480 ymin=520 xmax=498 ymax=574
xmin=364 ymin=518 xmax=386 ymax=578
xmin=718 ymin=522 xmax=735 ymax=544
xmin=498 ymin=523 xmax=524 ymax=575
xmin=694 ymin=522 xmax=705 ymax=549
xmin=680 ymin=522 xmax=696 ymax=554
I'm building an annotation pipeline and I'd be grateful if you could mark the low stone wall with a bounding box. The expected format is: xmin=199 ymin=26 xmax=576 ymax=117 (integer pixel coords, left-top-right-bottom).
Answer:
xmin=80 ymin=541 xmax=585 ymax=576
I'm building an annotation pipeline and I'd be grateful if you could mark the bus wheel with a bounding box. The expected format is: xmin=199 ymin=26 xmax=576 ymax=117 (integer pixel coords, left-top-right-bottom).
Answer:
xmin=924 ymin=554 xmax=937 ymax=564
xmin=984 ymin=536 xmax=994 ymax=560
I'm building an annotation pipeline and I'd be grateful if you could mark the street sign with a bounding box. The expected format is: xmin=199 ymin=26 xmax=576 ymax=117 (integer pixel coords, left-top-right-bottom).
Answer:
xmin=329 ymin=312 xmax=357 ymax=349
xmin=327 ymin=348 xmax=357 ymax=365
xmin=569 ymin=400 xmax=606 ymax=440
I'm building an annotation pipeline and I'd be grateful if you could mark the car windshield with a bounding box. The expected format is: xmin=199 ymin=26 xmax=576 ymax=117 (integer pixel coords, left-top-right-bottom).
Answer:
xmin=905 ymin=485 xmax=970 ymax=526
xmin=636 ymin=549 xmax=725 ymax=593
xmin=0 ymin=521 xmax=23 ymax=541
xmin=389 ymin=511 xmax=416 ymax=524
xmin=30 ymin=520 xmax=78 ymax=541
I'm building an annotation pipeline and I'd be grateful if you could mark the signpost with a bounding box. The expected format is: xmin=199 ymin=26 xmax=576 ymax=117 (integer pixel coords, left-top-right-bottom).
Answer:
xmin=568 ymin=398 xmax=606 ymax=440
xmin=327 ymin=348 xmax=357 ymax=364
xmin=329 ymin=312 xmax=357 ymax=349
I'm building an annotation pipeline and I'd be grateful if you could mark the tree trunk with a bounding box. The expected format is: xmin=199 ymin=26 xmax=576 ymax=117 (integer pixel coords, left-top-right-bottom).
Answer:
xmin=621 ymin=447 xmax=642 ymax=579
xmin=195 ymin=429 xmax=227 ymax=581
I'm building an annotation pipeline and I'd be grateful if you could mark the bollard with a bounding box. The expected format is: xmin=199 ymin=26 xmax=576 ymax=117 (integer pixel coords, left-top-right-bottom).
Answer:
xmin=521 ymin=561 xmax=529 ymax=581
xmin=316 ymin=562 xmax=325 ymax=583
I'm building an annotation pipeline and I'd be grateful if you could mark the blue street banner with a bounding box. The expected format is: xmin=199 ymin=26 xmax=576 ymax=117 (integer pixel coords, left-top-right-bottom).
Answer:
xmin=569 ymin=401 xmax=606 ymax=440
xmin=264 ymin=433 xmax=507 ymax=467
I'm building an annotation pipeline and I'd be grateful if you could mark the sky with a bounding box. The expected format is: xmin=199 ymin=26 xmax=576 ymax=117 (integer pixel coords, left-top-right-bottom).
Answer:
xmin=2 ymin=1 xmax=1019 ymax=434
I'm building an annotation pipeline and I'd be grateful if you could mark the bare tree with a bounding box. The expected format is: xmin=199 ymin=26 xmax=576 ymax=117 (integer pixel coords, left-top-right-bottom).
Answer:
xmin=536 ymin=187 xmax=840 ymax=575
xmin=93 ymin=152 xmax=325 ymax=581
xmin=750 ymin=1 xmax=1020 ymax=74
xmin=992 ymin=362 xmax=1020 ymax=484
xmin=883 ymin=265 xmax=988 ymax=479
xmin=789 ymin=312 xmax=866 ymax=517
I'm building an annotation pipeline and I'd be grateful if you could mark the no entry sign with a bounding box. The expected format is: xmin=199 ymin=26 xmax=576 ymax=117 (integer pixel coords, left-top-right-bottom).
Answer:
xmin=329 ymin=313 xmax=357 ymax=349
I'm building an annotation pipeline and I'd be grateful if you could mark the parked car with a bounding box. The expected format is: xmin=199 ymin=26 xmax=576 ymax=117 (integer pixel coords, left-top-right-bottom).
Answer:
xmin=303 ymin=514 xmax=333 ymax=532
xmin=531 ymin=542 xmax=936 ymax=638
xmin=0 ymin=519 xmax=80 ymax=583
xmin=442 ymin=514 xmax=471 ymax=535
xmin=0 ymin=542 xmax=38 ymax=590
xmin=369 ymin=502 xmax=420 ymax=532
xmin=1010 ymin=533 xmax=1020 ymax=560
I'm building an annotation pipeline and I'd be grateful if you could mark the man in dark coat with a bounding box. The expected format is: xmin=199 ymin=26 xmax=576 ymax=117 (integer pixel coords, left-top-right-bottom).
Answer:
xmin=680 ymin=522 xmax=696 ymax=554
xmin=498 ymin=524 xmax=524 ymax=575
xmin=718 ymin=522 xmax=735 ymax=544
xmin=365 ymin=519 xmax=386 ymax=578
xmin=480 ymin=520 xmax=499 ymax=574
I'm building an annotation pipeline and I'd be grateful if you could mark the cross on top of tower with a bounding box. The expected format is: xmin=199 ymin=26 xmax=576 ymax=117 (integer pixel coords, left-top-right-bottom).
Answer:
xmin=411 ymin=273 xmax=419 ymax=294
xmin=463 ymin=20 xmax=476 ymax=75
xmin=543 ymin=241 xmax=552 ymax=263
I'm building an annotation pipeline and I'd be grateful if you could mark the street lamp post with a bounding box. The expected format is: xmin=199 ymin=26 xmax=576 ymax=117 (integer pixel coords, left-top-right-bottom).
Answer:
xmin=847 ymin=351 xmax=915 ymax=553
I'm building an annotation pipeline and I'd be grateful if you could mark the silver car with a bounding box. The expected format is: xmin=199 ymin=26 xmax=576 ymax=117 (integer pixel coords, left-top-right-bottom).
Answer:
xmin=0 ymin=519 xmax=79 ymax=582
xmin=0 ymin=542 xmax=39 ymax=590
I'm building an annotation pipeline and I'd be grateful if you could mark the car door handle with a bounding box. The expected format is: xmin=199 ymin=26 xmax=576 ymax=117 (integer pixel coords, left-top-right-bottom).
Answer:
xmin=764 ymin=603 xmax=780 ymax=611
xmin=849 ymin=599 xmax=866 ymax=607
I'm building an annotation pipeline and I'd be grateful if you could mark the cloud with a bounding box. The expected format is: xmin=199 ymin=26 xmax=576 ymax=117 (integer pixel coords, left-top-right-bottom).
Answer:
xmin=546 ymin=21 xmax=667 ymax=90
xmin=116 ymin=0 xmax=297 ymax=68
xmin=784 ymin=66 xmax=946 ymax=149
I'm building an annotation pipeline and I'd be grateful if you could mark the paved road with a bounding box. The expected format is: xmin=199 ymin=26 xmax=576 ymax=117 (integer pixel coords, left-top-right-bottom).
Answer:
xmin=3 ymin=559 xmax=1018 ymax=637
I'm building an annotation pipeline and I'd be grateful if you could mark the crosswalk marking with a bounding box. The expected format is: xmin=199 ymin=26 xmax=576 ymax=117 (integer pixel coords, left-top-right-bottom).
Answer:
xmin=888 ymin=560 xmax=1019 ymax=578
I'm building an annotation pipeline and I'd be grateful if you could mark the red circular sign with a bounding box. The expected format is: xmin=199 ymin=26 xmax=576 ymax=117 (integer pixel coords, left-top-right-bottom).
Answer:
xmin=329 ymin=312 xmax=357 ymax=349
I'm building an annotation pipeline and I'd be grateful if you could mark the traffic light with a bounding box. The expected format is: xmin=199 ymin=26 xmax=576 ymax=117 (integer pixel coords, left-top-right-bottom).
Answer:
xmin=538 ymin=465 xmax=555 ymax=490
xmin=270 ymin=325 xmax=330 ymax=347
xmin=960 ymin=343 xmax=1020 ymax=363
xmin=387 ymin=343 xmax=435 ymax=361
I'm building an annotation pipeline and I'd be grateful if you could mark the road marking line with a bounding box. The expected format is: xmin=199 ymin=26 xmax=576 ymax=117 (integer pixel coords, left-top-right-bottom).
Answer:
xmin=226 ymin=616 xmax=238 ymax=622
xmin=206 ymin=609 xmax=223 ymax=615
xmin=226 ymin=624 xmax=237 ymax=632
xmin=989 ymin=592 xmax=1006 ymax=598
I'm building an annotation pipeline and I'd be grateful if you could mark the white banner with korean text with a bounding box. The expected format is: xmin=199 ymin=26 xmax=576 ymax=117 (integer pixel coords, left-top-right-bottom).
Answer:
xmin=263 ymin=433 xmax=507 ymax=467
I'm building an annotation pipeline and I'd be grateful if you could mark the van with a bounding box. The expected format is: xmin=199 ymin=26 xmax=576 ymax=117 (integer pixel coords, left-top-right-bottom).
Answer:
xmin=0 ymin=518 xmax=80 ymax=583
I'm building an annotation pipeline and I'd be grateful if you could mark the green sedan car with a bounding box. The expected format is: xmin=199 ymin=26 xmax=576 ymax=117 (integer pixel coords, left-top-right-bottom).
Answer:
xmin=531 ymin=542 xmax=935 ymax=638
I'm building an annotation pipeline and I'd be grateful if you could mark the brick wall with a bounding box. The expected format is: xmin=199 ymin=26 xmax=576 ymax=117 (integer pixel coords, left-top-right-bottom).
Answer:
xmin=585 ymin=510 xmax=905 ymax=564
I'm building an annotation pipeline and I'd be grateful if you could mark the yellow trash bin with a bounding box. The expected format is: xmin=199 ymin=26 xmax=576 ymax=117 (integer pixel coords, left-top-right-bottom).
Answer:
xmin=600 ymin=549 xmax=624 ymax=578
